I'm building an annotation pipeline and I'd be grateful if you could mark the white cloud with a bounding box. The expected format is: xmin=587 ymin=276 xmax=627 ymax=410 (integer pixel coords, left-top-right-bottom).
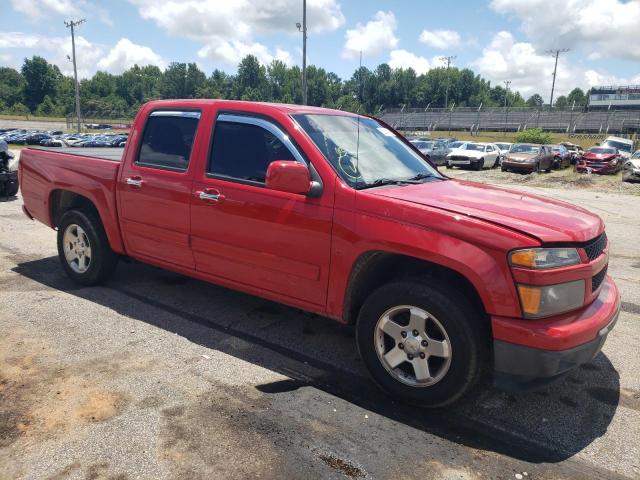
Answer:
xmin=388 ymin=49 xmax=431 ymax=75
xmin=0 ymin=54 xmax=18 ymax=69
xmin=490 ymin=0 xmax=640 ymax=61
xmin=419 ymin=30 xmax=461 ymax=49
xmin=471 ymin=31 xmax=640 ymax=101
xmin=0 ymin=32 xmax=103 ymax=78
xmin=130 ymin=0 xmax=344 ymax=65
xmin=342 ymin=11 xmax=398 ymax=59
xmin=11 ymin=0 xmax=113 ymax=26
xmin=97 ymin=38 xmax=166 ymax=73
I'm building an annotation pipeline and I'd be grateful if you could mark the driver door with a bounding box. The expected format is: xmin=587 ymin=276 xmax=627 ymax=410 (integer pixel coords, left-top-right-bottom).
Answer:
xmin=190 ymin=113 xmax=333 ymax=307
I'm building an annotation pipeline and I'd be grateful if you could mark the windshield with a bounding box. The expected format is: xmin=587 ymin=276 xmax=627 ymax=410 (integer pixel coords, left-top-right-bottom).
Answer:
xmin=464 ymin=143 xmax=485 ymax=151
xmin=602 ymin=140 xmax=632 ymax=153
xmin=449 ymin=141 xmax=465 ymax=149
xmin=293 ymin=114 xmax=442 ymax=188
xmin=411 ymin=141 xmax=433 ymax=149
xmin=588 ymin=147 xmax=617 ymax=155
xmin=632 ymin=151 xmax=640 ymax=159
xmin=495 ymin=143 xmax=510 ymax=150
xmin=510 ymin=144 xmax=540 ymax=154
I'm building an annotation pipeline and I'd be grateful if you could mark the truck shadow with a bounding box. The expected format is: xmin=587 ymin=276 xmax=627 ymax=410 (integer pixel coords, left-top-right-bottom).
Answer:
xmin=13 ymin=256 xmax=622 ymax=465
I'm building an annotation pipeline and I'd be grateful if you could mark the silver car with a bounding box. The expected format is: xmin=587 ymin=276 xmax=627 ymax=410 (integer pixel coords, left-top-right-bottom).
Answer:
xmin=409 ymin=140 xmax=450 ymax=166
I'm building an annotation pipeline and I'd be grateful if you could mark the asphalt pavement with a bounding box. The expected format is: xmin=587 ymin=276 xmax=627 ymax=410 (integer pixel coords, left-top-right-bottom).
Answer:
xmin=1 ymin=174 xmax=639 ymax=479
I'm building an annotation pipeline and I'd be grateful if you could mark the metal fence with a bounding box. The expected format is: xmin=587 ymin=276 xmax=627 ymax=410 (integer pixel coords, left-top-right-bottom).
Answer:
xmin=380 ymin=106 xmax=640 ymax=135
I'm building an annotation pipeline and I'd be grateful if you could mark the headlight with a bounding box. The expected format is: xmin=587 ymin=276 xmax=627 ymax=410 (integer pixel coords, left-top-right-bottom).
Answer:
xmin=517 ymin=280 xmax=585 ymax=318
xmin=509 ymin=248 xmax=581 ymax=269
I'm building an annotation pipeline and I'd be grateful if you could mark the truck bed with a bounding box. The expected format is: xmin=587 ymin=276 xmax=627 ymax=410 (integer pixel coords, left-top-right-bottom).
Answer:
xmin=33 ymin=147 xmax=124 ymax=162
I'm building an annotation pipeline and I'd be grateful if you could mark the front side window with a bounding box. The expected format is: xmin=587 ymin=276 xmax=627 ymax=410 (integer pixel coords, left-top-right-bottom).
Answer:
xmin=293 ymin=113 xmax=441 ymax=189
xmin=209 ymin=118 xmax=296 ymax=183
xmin=138 ymin=111 xmax=200 ymax=171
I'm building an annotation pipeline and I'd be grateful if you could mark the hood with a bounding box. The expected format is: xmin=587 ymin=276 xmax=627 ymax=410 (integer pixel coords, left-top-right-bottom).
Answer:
xmin=368 ymin=179 xmax=603 ymax=243
xmin=583 ymin=152 xmax=617 ymax=161
xmin=627 ymin=159 xmax=640 ymax=169
xmin=506 ymin=152 xmax=536 ymax=162
xmin=448 ymin=149 xmax=484 ymax=159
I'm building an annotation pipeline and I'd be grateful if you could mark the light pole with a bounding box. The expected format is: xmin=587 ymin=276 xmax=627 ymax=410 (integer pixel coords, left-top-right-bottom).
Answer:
xmin=545 ymin=48 xmax=569 ymax=110
xmin=296 ymin=0 xmax=307 ymax=105
xmin=64 ymin=18 xmax=85 ymax=134
xmin=503 ymin=80 xmax=511 ymax=134
xmin=439 ymin=55 xmax=456 ymax=109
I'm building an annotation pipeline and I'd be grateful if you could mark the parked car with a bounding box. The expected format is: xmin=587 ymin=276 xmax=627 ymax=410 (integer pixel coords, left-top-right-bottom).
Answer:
xmin=559 ymin=142 xmax=584 ymax=164
xmin=409 ymin=139 xmax=450 ymax=166
xmin=494 ymin=142 xmax=513 ymax=165
xmin=501 ymin=144 xmax=554 ymax=173
xmin=447 ymin=141 xmax=467 ymax=150
xmin=446 ymin=142 xmax=500 ymax=170
xmin=576 ymin=147 xmax=622 ymax=174
xmin=550 ymin=144 xmax=571 ymax=169
xmin=623 ymin=151 xmax=640 ymax=182
xmin=20 ymin=99 xmax=619 ymax=407
xmin=0 ymin=140 xmax=19 ymax=197
xmin=600 ymin=136 xmax=633 ymax=159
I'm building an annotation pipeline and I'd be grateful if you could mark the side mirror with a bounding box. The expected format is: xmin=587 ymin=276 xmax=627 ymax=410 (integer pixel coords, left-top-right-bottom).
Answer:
xmin=266 ymin=160 xmax=312 ymax=195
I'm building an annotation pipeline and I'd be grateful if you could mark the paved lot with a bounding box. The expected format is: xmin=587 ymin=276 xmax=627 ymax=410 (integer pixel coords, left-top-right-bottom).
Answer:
xmin=1 ymin=170 xmax=639 ymax=479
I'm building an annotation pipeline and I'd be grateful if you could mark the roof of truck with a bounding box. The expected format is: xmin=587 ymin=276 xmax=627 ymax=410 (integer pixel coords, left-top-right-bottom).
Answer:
xmin=143 ymin=99 xmax=357 ymax=116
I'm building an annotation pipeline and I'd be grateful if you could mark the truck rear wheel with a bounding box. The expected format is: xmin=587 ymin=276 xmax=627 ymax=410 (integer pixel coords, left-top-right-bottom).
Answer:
xmin=57 ymin=209 xmax=117 ymax=285
xmin=356 ymin=279 xmax=487 ymax=407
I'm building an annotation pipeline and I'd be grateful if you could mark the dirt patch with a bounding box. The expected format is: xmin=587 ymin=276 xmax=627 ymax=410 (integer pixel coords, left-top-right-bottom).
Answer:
xmin=319 ymin=454 xmax=365 ymax=478
xmin=0 ymin=331 xmax=129 ymax=449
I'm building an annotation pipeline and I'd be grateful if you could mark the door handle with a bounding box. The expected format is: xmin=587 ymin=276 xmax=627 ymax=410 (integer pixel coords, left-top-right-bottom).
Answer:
xmin=126 ymin=176 xmax=143 ymax=187
xmin=197 ymin=190 xmax=224 ymax=203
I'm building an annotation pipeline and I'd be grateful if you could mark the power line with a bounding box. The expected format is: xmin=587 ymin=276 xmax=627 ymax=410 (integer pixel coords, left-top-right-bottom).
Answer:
xmin=296 ymin=0 xmax=307 ymax=105
xmin=64 ymin=18 xmax=85 ymax=133
xmin=545 ymin=48 xmax=570 ymax=109
xmin=439 ymin=55 xmax=456 ymax=109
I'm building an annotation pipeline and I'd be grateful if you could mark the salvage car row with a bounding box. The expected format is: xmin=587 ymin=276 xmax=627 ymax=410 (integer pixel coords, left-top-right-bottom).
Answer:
xmin=0 ymin=128 xmax=128 ymax=148
xmin=409 ymin=136 xmax=639 ymax=182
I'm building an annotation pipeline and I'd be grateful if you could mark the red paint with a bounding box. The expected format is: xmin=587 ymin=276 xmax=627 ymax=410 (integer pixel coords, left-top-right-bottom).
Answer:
xmin=19 ymin=99 xmax=619 ymax=355
xmin=576 ymin=151 xmax=621 ymax=174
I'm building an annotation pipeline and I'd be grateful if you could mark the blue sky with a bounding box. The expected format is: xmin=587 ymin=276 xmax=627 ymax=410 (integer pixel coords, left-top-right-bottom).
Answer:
xmin=1 ymin=0 xmax=639 ymax=101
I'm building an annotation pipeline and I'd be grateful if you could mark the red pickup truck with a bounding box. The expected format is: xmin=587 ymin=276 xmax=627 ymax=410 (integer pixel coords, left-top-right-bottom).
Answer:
xmin=19 ymin=100 xmax=619 ymax=406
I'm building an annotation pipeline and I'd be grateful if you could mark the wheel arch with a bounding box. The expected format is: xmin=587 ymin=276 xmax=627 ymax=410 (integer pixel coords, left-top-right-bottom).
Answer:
xmin=343 ymin=251 xmax=488 ymax=327
xmin=49 ymin=189 xmax=125 ymax=254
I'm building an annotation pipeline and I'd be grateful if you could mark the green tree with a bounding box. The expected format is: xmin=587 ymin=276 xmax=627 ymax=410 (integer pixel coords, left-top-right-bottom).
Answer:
xmin=0 ymin=67 xmax=25 ymax=107
xmin=526 ymin=94 xmax=544 ymax=108
xmin=566 ymin=87 xmax=586 ymax=107
xmin=236 ymin=55 xmax=267 ymax=100
xmin=21 ymin=56 xmax=61 ymax=112
xmin=35 ymin=95 xmax=56 ymax=116
xmin=515 ymin=128 xmax=552 ymax=144
xmin=554 ymin=95 xmax=568 ymax=108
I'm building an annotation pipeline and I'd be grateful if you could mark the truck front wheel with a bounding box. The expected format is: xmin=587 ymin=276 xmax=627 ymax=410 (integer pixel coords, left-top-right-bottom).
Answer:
xmin=356 ymin=279 xmax=487 ymax=407
xmin=57 ymin=209 xmax=117 ymax=285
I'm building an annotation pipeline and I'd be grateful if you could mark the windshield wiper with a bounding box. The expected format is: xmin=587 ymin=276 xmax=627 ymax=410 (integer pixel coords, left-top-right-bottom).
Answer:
xmin=406 ymin=172 xmax=436 ymax=181
xmin=357 ymin=178 xmax=421 ymax=189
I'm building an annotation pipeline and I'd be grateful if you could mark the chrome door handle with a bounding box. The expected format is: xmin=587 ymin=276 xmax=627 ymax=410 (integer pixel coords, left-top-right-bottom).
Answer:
xmin=126 ymin=177 xmax=143 ymax=187
xmin=199 ymin=191 xmax=220 ymax=202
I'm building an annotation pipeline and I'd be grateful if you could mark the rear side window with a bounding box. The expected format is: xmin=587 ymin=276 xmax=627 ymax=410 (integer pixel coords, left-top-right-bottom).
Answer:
xmin=137 ymin=111 xmax=200 ymax=171
xmin=209 ymin=119 xmax=296 ymax=183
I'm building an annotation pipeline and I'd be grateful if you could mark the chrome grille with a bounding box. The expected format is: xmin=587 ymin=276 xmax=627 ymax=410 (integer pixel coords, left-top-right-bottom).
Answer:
xmin=584 ymin=232 xmax=607 ymax=261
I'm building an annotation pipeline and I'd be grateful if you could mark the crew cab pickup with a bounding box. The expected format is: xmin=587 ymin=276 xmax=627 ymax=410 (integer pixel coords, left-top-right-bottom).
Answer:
xmin=19 ymin=100 xmax=620 ymax=406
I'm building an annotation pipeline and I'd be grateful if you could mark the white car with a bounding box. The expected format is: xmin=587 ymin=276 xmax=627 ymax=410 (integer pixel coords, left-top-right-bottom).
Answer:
xmin=446 ymin=142 xmax=500 ymax=170
xmin=623 ymin=151 xmax=640 ymax=182
xmin=494 ymin=142 xmax=513 ymax=165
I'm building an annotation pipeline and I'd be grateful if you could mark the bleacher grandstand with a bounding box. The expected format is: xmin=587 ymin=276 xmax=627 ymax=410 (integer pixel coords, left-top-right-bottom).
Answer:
xmin=380 ymin=107 xmax=640 ymax=134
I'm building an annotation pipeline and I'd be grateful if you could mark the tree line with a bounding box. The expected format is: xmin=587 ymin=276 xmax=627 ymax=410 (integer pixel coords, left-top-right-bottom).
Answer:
xmin=0 ymin=55 xmax=589 ymax=118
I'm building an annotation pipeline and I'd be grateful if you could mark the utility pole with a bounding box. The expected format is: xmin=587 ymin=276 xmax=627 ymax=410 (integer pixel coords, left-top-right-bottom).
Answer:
xmin=439 ymin=55 xmax=456 ymax=109
xmin=503 ymin=80 xmax=511 ymax=134
xmin=296 ymin=0 xmax=307 ymax=105
xmin=545 ymin=48 xmax=569 ymax=110
xmin=65 ymin=18 xmax=85 ymax=133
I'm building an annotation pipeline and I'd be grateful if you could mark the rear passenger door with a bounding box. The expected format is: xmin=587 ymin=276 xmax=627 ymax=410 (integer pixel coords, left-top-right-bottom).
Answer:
xmin=118 ymin=110 xmax=202 ymax=269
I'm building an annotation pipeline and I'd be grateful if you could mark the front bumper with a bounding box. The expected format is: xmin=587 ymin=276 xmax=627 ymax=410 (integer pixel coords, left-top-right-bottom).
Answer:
xmin=502 ymin=161 xmax=536 ymax=172
xmin=492 ymin=276 xmax=620 ymax=390
xmin=576 ymin=163 xmax=618 ymax=174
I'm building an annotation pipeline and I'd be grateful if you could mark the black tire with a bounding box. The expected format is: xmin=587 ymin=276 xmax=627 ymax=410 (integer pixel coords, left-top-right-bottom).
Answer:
xmin=501 ymin=166 xmax=507 ymax=172
xmin=445 ymin=163 xmax=451 ymax=169
xmin=473 ymin=159 xmax=483 ymax=171
xmin=57 ymin=209 xmax=117 ymax=285
xmin=356 ymin=279 xmax=488 ymax=407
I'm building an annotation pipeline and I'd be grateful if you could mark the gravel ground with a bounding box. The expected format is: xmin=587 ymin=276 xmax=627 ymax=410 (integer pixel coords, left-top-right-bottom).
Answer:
xmin=1 ymin=171 xmax=639 ymax=480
